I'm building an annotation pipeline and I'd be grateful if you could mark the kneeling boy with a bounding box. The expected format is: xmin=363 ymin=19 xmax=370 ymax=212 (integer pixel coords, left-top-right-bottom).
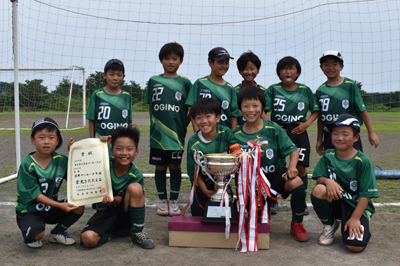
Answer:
xmin=311 ymin=114 xmax=379 ymax=252
xmin=80 ymin=126 xmax=155 ymax=249
xmin=233 ymin=86 xmax=309 ymax=242
xmin=187 ymin=98 xmax=241 ymax=216
xmin=16 ymin=117 xmax=84 ymax=248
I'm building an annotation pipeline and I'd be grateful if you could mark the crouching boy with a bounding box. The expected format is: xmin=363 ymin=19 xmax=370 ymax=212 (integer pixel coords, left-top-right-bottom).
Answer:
xmin=80 ymin=126 xmax=155 ymax=249
xmin=311 ymin=114 xmax=379 ymax=252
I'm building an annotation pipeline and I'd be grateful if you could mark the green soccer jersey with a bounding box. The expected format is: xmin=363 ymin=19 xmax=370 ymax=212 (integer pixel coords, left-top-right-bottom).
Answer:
xmin=233 ymin=83 xmax=267 ymax=126
xmin=316 ymin=78 xmax=366 ymax=127
xmin=86 ymin=88 xmax=132 ymax=137
xmin=233 ymin=120 xmax=298 ymax=176
xmin=187 ymin=124 xmax=238 ymax=184
xmin=312 ymin=149 xmax=379 ymax=219
xmin=95 ymin=157 xmax=144 ymax=210
xmin=185 ymin=76 xmax=241 ymax=128
xmin=266 ymin=82 xmax=319 ymax=125
xmin=15 ymin=152 xmax=68 ymax=213
xmin=145 ymin=75 xmax=192 ymax=151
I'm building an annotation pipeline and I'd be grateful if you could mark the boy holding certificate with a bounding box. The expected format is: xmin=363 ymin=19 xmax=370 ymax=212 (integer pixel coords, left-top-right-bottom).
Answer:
xmin=15 ymin=117 xmax=84 ymax=248
xmin=80 ymin=126 xmax=155 ymax=249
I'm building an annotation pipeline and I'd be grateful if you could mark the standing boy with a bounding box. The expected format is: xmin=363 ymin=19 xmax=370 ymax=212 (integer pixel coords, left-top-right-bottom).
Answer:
xmin=186 ymin=98 xmax=241 ymax=216
xmin=234 ymin=50 xmax=268 ymax=126
xmin=86 ymin=59 xmax=132 ymax=140
xmin=145 ymin=42 xmax=192 ymax=216
xmin=311 ymin=114 xmax=379 ymax=252
xmin=81 ymin=126 xmax=155 ymax=249
xmin=186 ymin=47 xmax=241 ymax=132
xmin=234 ymin=86 xmax=309 ymax=242
xmin=265 ymin=56 xmax=320 ymax=215
xmin=316 ymin=51 xmax=379 ymax=155
xmin=16 ymin=117 xmax=84 ymax=248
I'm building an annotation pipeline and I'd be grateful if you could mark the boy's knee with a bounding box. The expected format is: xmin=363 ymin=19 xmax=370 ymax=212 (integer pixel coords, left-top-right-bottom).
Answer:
xmin=73 ymin=205 xmax=85 ymax=215
xmin=127 ymin=183 xmax=144 ymax=197
xmin=34 ymin=231 xmax=45 ymax=241
xmin=80 ymin=231 xmax=99 ymax=248
xmin=346 ymin=245 xmax=365 ymax=253
xmin=312 ymin=184 xmax=327 ymax=198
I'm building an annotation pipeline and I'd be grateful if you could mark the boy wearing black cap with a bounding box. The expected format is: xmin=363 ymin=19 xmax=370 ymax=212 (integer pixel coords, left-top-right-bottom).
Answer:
xmin=86 ymin=59 xmax=132 ymax=140
xmin=311 ymin=114 xmax=379 ymax=252
xmin=15 ymin=117 xmax=84 ymax=248
xmin=316 ymin=51 xmax=379 ymax=155
xmin=186 ymin=47 xmax=241 ymax=131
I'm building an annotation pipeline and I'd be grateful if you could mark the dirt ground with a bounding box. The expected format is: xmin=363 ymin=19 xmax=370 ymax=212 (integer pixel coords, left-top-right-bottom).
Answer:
xmin=1 ymin=113 xmax=400 ymax=265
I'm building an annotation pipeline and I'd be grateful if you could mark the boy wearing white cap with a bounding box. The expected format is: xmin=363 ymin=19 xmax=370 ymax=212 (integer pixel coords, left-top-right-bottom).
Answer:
xmin=315 ymin=51 xmax=379 ymax=155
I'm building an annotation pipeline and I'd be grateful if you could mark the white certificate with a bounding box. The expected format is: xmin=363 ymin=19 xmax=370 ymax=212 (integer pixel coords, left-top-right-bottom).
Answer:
xmin=67 ymin=138 xmax=113 ymax=205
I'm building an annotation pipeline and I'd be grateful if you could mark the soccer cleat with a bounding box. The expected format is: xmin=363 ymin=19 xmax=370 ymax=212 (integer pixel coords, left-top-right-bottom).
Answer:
xmin=27 ymin=239 xmax=42 ymax=248
xmin=131 ymin=232 xmax=155 ymax=249
xmin=290 ymin=221 xmax=309 ymax=242
xmin=319 ymin=219 xmax=340 ymax=246
xmin=49 ymin=232 xmax=76 ymax=246
xmin=304 ymin=206 xmax=310 ymax=216
xmin=169 ymin=200 xmax=181 ymax=216
xmin=156 ymin=199 xmax=169 ymax=216
xmin=270 ymin=200 xmax=278 ymax=215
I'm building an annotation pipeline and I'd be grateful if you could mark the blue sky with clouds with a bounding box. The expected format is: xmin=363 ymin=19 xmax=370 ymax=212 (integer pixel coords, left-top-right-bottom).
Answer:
xmin=1 ymin=0 xmax=399 ymax=93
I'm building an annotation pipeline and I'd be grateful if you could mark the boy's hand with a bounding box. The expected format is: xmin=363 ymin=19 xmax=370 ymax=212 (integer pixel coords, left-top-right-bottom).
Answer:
xmin=368 ymin=132 xmax=379 ymax=148
xmin=58 ymin=202 xmax=79 ymax=213
xmin=325 ymin=179 xmax=343 ymax=200
xmin=286 ymin=167 xmax=298 ymax=179
xmin=99 ymin=135 xmax=112 ymax=146
xmin=316 ymin=140 xmax=324 ymax=156
xmin=102 ymin=195 xmax=114 ymax=205
xmin=279 ymin=125 xmax=287 ymax=133
xmin=292 ymin=122 xmax=308 ymax=135
xmin=67 ymin=138 xmax=74 ymax=152
xmin=344 ymin=217 xmax=363 ymax=240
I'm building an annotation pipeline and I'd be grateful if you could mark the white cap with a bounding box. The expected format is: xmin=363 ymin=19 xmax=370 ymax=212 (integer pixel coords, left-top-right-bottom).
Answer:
xmin=320 ymin=50 xmax=343 ymax=64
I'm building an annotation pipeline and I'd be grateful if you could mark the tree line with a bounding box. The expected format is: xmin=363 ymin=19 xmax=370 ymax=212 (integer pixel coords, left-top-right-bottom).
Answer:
xmin=0 ymin=71 xmax=147 ymax=112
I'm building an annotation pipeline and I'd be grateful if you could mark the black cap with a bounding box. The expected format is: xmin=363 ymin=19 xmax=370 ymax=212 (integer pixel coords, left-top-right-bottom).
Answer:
xmin=324 ymin=114 xmax=360 ymax=134
xmin=31 ymin=117 xmax=64 ymax=151
xmin=208 ymin=47 xmax=234 ymax=61
xmin=104 ymin=59 xmax=124 ymax=72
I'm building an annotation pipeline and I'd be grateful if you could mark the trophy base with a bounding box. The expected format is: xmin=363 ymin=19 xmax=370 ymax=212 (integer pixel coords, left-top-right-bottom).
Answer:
xmin=201 ymin=200 xmax=238 ymax=225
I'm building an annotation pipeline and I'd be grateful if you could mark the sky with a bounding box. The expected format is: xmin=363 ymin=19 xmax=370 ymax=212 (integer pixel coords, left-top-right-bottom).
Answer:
xmin=1 ymin=0 xmax=399 ymax=93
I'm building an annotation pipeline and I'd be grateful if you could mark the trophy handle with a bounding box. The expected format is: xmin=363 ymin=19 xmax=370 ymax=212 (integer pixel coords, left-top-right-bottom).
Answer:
xmin=193 ymin=150 xmax=205 ymax=168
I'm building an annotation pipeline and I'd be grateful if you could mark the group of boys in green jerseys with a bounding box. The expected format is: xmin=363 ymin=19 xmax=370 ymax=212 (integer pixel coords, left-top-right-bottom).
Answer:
xmin=15 ymin=45 xmax=379 ymax=253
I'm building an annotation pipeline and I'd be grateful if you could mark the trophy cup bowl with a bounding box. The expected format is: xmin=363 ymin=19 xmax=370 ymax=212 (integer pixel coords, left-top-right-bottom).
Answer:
xmin=194 ymin=152 xmax=240 ymax=202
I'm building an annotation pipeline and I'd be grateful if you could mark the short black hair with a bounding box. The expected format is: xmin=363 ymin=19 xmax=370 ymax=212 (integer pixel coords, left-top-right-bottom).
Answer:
xmin=31 ymin=123 xmax=61 ymax=140
xmin=190 ymin=98 xmax=221 ymax=119
xmin=104 ymin=61 xmax=125 ymax=74
xmin=111 ymin=126 xmax=140 ymax=148
xmin=320 ymin=56 xmax=344 ymax=66
xmin=276 ymin=56 xmax=301 ymax=81
xmin=159 ymin=42 xmax=184 ymax=61
xmin=236 ymin=51 xmax=261 ymax=72
xmin=237 ymin=86 xmax=266 ymax=111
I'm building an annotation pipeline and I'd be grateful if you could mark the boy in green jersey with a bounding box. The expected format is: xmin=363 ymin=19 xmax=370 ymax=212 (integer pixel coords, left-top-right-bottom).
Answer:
xmin=187 ymin=98 xmax=241 ymax=216
xmin=145 ymin=42 xmax=192 ymax=217
xmin=234 ymin=50 xmax=268 ymax=126
xmin=86 ymin=59 xmax=132 ymax=139
xmin=233 ymin=86 xmax=309 ymax=242
xmin=16 ymin=117 xmax=84 ymax=248
xmin=311 ymin=114 xmax=379 ymax=252
xmin=316 ymin=51 xmax=379 ymax=155
xmin=186 ymin=47 xmax=241 ymax=131
xmin=266 ymin=56 xmax=320 ymax=215
xmin=81 ymin=126 xmax=155 ymax=249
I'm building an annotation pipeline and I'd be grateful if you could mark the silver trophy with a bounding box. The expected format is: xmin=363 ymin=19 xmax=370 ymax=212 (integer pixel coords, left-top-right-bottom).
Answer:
xmin=194 ymin=151 xmax=240 ymax=202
